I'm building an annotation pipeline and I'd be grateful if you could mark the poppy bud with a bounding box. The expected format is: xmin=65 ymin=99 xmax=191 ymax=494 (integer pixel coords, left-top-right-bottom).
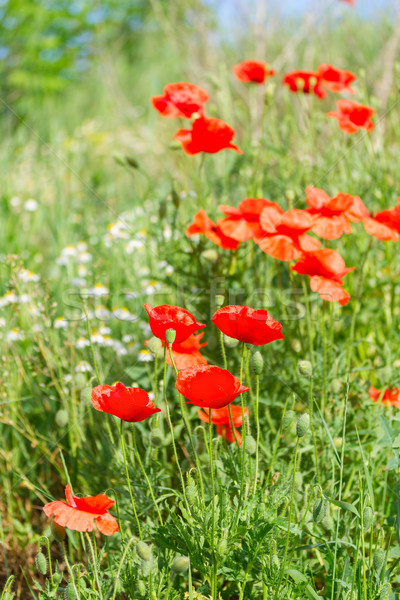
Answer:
xmin=51 ymin=519 xmax=66 ymax=542
xmin=251 ymin=351 xmax=264 ymax=375
xmin=150 ymin=428 xmax=164 ymax=447
xmin=373 ymin=548 xmax=385 ymax=573
xmin=159 ymin=200 xmax=167 ymax=221
xmin=171 ymin=188 xmax=180 ymax=209
xmin=322 ymin=515 xmax=334 ymax=531
xmin=291 ymin=339 xmax=301 ymax=353
xmin=55 ymin=409 xmax=69 ymax=428
xmin=334 ymin=437 xmax=343 ymax=449
xmin=296 ymin=413 xmax=310 ymax=438
xmin=141 ymin=559 xmax=152 ymax=577
xmin=363 ymin=506 xmax=374 ymax=531
xmin=331 ymin=379 xmax=342 ymax=393
xmin=136 ymin=541 xmax=152 ymax=562
xmin=216 ymin=539 xmax=228 ymax=556
xmin=80 ymin=387 xmax=92 ymax=403
xmin=245 ymin=436 xmax=257 ymax=455
xmin=65 ymin=583 xmax=77 ymax=600
xmin=215 ymin=295 xmax=225 ymax=308
xmin=35 ymin=552 xmax=47 ymax=575
xmin=313 ymin=497 xmax=327 ymax=523
xmin=165 ymin=329 xmax=176 ymax=345
xmin=297 ymin=360 xmax=313 ymax=378
xmin=282 ymin=410 xmax=295 ymax=430
xmin=294 ymin=471 xmax=303 ymax=490
xmin=74 ymin=373 xmax=86 ymax=390
xmin=201 ymin=249 xmax=219 ymax=263
xmin=147 ymin=337 xmax=163 ymax=356
xmin=271 ymin=554 xmax=280 ymax=575
xmin=223 ymin=335 xmax=239 ymax=348
xmin=171 ymin=556 xmax=190 ymax=575
xmin=137 ymin=580 xmax=146 ymax=596
xmin=285 ymin=189 xmax=295 ymax=203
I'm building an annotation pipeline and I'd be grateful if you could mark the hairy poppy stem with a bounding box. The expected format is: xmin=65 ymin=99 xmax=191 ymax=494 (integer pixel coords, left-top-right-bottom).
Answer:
xmin=219 ymin=329 xmax=240 ymax=451
xmin=301 ymin=278 xmax=314 ymax=366
xmin=131 ymin=424 xmax=164 ymax=524
xmin=309 ymin=376 xmax=321 ymax=488
xmin=254 ymin=372 xmax=260 ymax=494
xmin=85 ymin=532 xmax=103 ymax=600
xmin=208 ymin=409 xmax=218 ymax=599
xmin=264 ymin=395 xmax=292 ymax=489
xmin=117 ymin=419 xmax=142 ymax=540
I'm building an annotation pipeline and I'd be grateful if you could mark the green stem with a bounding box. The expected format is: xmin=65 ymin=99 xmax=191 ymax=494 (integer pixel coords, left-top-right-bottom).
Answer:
xmin=209 ymin=410 xmax=217 ymax=599
xmin=82 ymin=299 xmax=102 ymax=384
xmin=265 ymin=396 xmax=291 ymax=488
xmin=85 ymin=533 xmax=104 ymax=600
xmin=131 ymin=425 xmax=163 ymax=524
xmin=309 ymin=377 xmax=321 ymax=487
xmin=254 ymin=372 xmax=260 ymax=494
xmin=117 ymin=419 xmax=142 ymax=540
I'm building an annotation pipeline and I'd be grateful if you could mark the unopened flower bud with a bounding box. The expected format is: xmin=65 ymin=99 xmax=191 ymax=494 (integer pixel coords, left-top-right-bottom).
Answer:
xmin=223 ymin=334 xmax=239 ymax=348
xmin=165 ymin=329 xmax=176 ymax=345
xmin=136 ymin=541 xmax=152 ymax=562
xmin=201 ymin=249 xmax=219 ymax=263
xmin=294 ymin=471 xmax=303 ymax=490
xmin=55 ymin=409 xmax=69 ymax=428
xmin=74 ymin=373 xmax=86 ymax=390
xmin=141 ymin=558 xmax=152 ymax=577
xmin=217 ymin=539 xmax=228 ymax=556
xmin=147 ymin=337 xmax=163 ymax=356
xmin=150 ymin=428 xmax=164 ymax=447
xmin=373 ymin=548 xmax=385 ymax=573
xmin=137 ymin=580 xmax=146 ymax=596
xmin=171 ymin=556 xmax=190 ymax=574
xmin=215 ymin=295 xmax=225 ymax=308
xmin=296 ymin=413 xmax=310 ymax=438
xmin=363 ymin=506 xmax=374 ymax=531
xmin=271 ymin=554 xmax=280 ymax=574
xmin=51 ymin=519 xmax=66 ymax=542
xmin=291 ymin=339 xmax=301 ymax=353
xmin=334 ymin=437 xmax=343 ymax=449
xmin=282 ymin=410 xmax=295 ymax=430
xmin=65 ymin=583 xmax=77 ymax=600
xmin=322 ymin=515 xmax=334 ymax=531
xmin=80 ymin=387 xmax=92 ymax=403
xmin=313 ymin=497 xmax=327 ymax=523
xmin=297 ymin=360 xmax=313 ymax=378
xmin=331 ymin=379 xmax=342 ymax=393
xmin=245 ymin=436 xmax=257 ymax=455
xmin=251 ymin=351 xmax=264 ymax=375
xmin=35 ymin=552 xmax=47 ymax=575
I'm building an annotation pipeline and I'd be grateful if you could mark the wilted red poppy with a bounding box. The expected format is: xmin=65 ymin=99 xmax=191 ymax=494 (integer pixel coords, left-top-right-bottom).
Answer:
xmin=233 ymin=60 xmax=275 ymax=84
xmin=291 ymin=248 xmax=354 ymax=306
xmin=159 ymin=333 xmax=207 ymax=370
xmin=317 ymin=64 xmax=356 ymax=94
xmin=369 ymin=386 xmax=400 ymax=408
xmin=327 ymin=99 xmax=374 ymax=133
xmin=174 ymin=116 xmax=242 ymax=155
xmin=212 ymin=305 xmax=284 ymax=346
xmin=175 ymin=365 xmax=249 ymax=409
xmin=255 ymin=206 xmax=320 ymax=261
xmin=151 ymin=82 xmax=209 ymax=119
xmin=217 ymin=198 xmax=278 ymax=242
xmin=363 ymin=201 xmax=400 ymax=241
xmin=91 ymin=383 xmax=161 ymax=422
xmin=186 ymin=209 xmax=240 ymax=250
xmin=198 ymin=405 xmax=249 ymax=445
xmin=144 ymin=304 xmax=205 ymax=343
xmin=43 ymin=485 xmax=118 ymax=536
xmin=282 ymin=71 xmax=325 ymax=98
xmin=305 ymin=185 xmax=369 ymax=240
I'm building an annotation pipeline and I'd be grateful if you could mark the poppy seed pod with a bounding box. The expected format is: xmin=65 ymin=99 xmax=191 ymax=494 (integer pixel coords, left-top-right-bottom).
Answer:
xmin=136 ymin=541 xmax=152 ymax=562
xmin=150 ymin=428 xmax=164 ymax=448
xmin=147 ymin=337 xmax=163 ymax=356
xmin=166 ymin=328 xmax=177 ymax=345
xmin=363 ymin=506 xmax=374 ymax=530
xmin=297 ymin=360 xmax=313 ymax=378
xmin=282 ymin=410 xmax=295 ymax=430
xmin=35 ymin=551 xmax=47 ymax=575
xmin=296 ymin=413 xmax=310 ymax=437
xmin=245 ymin=435 xmax=257 ymax=455
xmin=223 ymin=334 xmax=239 ymax=348
xmin=313 ymin=497 xmax=327 ymax=523
xmin=171 ymin=556 xmax=190 ymax=574
xmin=251 ymin=351 xmax=264 ymax=375
xmin=373 ymin=548 xmax=385 ymax=573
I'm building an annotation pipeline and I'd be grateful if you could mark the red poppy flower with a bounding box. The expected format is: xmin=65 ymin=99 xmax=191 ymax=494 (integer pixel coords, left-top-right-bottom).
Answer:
xmin=291 ymin=248 xmax=354 ymax=306
xmin=369 ymin=386 xmax=400 ymax=408
xmin=327 ymin=100 xmax=375 ymax=134
xmin=282 ymin=71 xmax=325 ymax=98
xmin=217 ymin=198 xmax=279 ymax=242
xmin=91 ymin=383 xmax=160 ymax=422
xmin=174 ymin=116 xmax=242 ymax=155
xmin=305 ymin=185 xmax=369 ymax=240
xmin=43 ymin=485 xmax=118 ymax=536
xmin=151 ymin=82 xmax=209 ymax=119
xmin=155 ymin=333 xmax=207 ymax=370
xmin=144 ymin=304 xmax=205 ymax=343
xmin=175 ymin=365 xmax=249 ymax=409
xmin=186 ymin=209 xmax=240 ymax=250
xmin=255 ymin=206 xmax=320 ymax=261
xmin=363 ymin=201 xmax=400 ymax=241
xmin=233 ymin=60 xmax=275 ymax=84
xmin=317 ymin=64 xmax=356 ymax=95
xmin=340 ymin=0 xmax=354 ymax=4
xmin=212 ymin=305 xmax=284 ymax=346
xmin=198 ymin=405 xmax=249 ymax=445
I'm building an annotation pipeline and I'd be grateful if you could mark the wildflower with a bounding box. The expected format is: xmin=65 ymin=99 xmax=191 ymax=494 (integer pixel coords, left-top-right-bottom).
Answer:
xmin=174 ymin=116 xmax=242 ymax=155
xmin=24 ymin=199 xmax=38 ymax=212
xmin=292 ymin=248 xmax=354 ymax=306
xmin=17 ymin=268 xmax=40 ymax=283
xmin=75 ymin=361 xmax=92 ymax=373
xmin=151 ymin=82 xmax=209 ymax=119
xmin=112 ymin=307 xmax=135 ymax=321
xmin=0 ymin=291 xmax=19 ymax=307
xmin=316 ymin=64 xmax=356 ymax=94
xmin=217 ymin=198 xmax=278 ymax=242
xmin=175 ymin=365 xmax=249 ymax=409
xmin=212 ymin=305 xmax=284 ymax=346
xmin=43 ymin=485 xmax=118 ymax=536
xmin=186 ymin=210 xmax=240 ymax=250
xmin=149 ymin=333 xmax=207 ymax=370
xmin=327 ymin=99 xmax=375 ymax=133
xmin=305 ymin=185 xmax=369 ymax=240
xmin=138 ymin=349 xmax=153 ymax=362
xmin=282 ymin=71 xmax=325 ymax=98
xmin=144 ymin=303 xmax=205 ymax=343
xmin=91 ymin=382 xmax=161 ymax=422
xmin=198 ymin=405 xmax=248 ymax=445
xmin=363 ymin=201 xmax=400 ymax=241
xmin=7 ymin=328 xmax=25 ymax=342
xmin=233 ymin=60 xmax=275 ymax=84
xmin=75 ymin=337 xmax=90 ymax=349
xmin=255 ymin=206 xmax=320 ymax=261
xmin=87 ymin=283 xmax=109 ymax=297
xmin=369 ymin=386 xmax=400 ymax=408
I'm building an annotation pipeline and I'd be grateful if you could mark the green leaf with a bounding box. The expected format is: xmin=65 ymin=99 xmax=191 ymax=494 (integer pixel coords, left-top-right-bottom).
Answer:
xmin=325 ymin=497 xmax=360 ymax=518
xmin=305 ymin=585 xmax=322 ymax=599
xmin=285 ymin=569 xmax=307 ymax=584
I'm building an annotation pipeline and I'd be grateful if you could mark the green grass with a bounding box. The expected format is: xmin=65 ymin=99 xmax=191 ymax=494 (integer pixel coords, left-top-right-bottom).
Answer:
xmin=1 ymin=5 xmax=400 ymax=599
